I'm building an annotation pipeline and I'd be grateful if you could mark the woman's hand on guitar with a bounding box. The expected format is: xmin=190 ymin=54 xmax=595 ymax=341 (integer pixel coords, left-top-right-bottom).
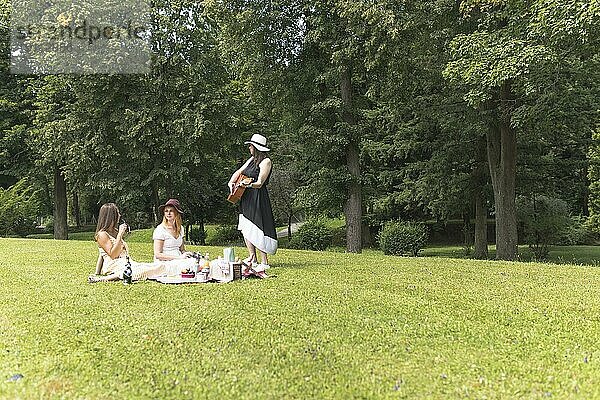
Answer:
xmin=240 ymin=177 xmax=253 ymax=188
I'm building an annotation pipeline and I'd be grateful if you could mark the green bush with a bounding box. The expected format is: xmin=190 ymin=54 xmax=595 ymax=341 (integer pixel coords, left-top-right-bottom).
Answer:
xmin=330 ymin=226 xmax=346 ymax=248
xmin=127 ymin=211 xmax=153 ymax=229
xmin=188 ymin=225 xmax=206 ymax=245
xmin=0 ymin=179 xmax=41 ymax=237
xmin=207 ymin=224 xmax=241 ymax=246
xmin=584 ymin=214 xmax=600 ymax=240
xmin=289 ymin=219 xmax=333 ymax=251
xmin=378 ymin=221 xmax=428 ymax=256
xmin=558 ymin=216 xmax=597 ymax=245
xmin=517 ymin=195 xmax=571 ymax=260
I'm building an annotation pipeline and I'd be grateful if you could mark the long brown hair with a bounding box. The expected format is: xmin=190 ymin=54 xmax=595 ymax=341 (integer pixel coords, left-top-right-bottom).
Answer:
xmin=162 ymin=207 xmax=183 ymax=237
xmin=252 ymin=148 xmax=268 ymax=168
xmin=95 ymin=203 xmax=120 ymax=240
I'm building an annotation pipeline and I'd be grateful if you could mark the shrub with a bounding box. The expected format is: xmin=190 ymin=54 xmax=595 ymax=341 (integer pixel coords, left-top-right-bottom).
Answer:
xmin=207 ymin=224 xmax=241 ymax=246
xmin=330 ymin=226 xmax=346 ymax=248
xmin=188 ymin=225 xmax=206 ymax=245
xmin=127 ymin=211 xmax=153 ymax=230
xmin=289 ymin=219 xmax=333 ymax=251
xmin=517 ymin=195 xmax=571 ymax=260
xmin=558 ymin=216 xmax=597 ymax=245
xmin=378 ymin=221 xmax=428 ymax=256
xmin=584 ymin=214 xmax=600 ymax=240
xmin=0 ymin=180 xmax=41 ymax=237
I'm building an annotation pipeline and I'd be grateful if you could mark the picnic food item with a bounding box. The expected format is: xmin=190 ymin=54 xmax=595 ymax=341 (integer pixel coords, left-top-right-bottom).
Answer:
xmin=227 ymin=174 xmax=253 ymax=204
xmin=181 ymin=268 xmax=195 ymax=278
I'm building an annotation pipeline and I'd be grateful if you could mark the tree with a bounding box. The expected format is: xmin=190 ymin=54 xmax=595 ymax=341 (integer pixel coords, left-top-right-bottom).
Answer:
xmin=444 ymin=0 xmax=600 ymax=260
xmin=269 ymin=163 xmax=301 ymax=239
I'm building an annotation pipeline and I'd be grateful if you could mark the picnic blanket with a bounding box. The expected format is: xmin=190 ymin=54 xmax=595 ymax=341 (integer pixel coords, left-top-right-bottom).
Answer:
xmin=150 ymin=259 xmax=242 ymax=284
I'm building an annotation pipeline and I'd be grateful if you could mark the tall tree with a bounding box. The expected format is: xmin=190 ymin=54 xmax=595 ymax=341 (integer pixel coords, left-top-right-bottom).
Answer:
xmin=444 ymin=0 xmax=600 ymax=260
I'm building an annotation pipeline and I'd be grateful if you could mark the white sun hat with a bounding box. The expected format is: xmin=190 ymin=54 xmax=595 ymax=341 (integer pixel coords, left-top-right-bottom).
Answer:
xmin=244 ymin=134 xmax=270 ymax=152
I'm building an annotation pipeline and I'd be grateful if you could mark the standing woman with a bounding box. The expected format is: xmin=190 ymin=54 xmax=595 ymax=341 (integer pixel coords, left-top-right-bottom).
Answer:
xmin=153 ymin=198 xmax=197 ymax=271
xmin=90 ymin=203 xmax=167 ymax=283
xmin=229 ymin=134 xmax=278 ymax=267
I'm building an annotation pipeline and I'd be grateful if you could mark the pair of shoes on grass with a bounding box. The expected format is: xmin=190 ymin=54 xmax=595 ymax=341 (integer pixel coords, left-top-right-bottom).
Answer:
xmin=241 ymin=262 xmax=269 ymax=279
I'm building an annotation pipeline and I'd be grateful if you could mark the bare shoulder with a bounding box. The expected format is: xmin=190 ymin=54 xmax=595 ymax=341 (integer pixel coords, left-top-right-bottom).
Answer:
xmin=95 ymin=230 xmax=109 ymax=243
xmin=95 ymin=230 xmax=112 ymax=251
xmin=260 ymin=158 xmax=272 ymax=167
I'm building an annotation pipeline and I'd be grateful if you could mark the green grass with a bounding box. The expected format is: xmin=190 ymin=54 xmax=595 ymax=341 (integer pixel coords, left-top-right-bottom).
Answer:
xmin=2 ymin=239 xmax=600 ymax=398
xmin=423 ymin=244 xmax=600 ymax=266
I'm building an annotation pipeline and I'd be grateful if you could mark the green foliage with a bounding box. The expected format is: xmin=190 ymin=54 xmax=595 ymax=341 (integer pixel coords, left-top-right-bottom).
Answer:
xmin=588 ymin=129 xmax=600 ymax=234
xmin=330 ymin=226 xmax=347 ymax=248
xmin=378 ymin=220 xmax=428 ymax=257
xmin=126 ymin=212 xmax=154 ymax=230
xmin=0 ymin=180 xmax=41 ymax=237
xmin=560 ymin=216 xmax=597 ymax=246
xmin=288 ymin=219 xmax=333 ymax=251
xmin=206 ymin=224 xmax=241 ymax=246
xmin=517 ymin=195 xmax=571 ymax=260
xmin=188 ymin=225 xmax=207 ymax=245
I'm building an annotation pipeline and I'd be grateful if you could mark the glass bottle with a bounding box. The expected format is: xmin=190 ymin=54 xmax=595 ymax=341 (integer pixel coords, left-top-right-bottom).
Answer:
xmin=123 ymin=256 xmax=132 ymax=285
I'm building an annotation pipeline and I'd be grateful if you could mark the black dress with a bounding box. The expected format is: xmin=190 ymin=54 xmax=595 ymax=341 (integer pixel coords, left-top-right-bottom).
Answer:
xmin=237 ymin=159 xmax=278 ymax=254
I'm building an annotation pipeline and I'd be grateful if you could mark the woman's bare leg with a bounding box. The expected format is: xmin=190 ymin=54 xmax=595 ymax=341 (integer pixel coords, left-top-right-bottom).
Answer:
xmin=88 ymin=273 xmax=119 ymax=283
xmin=257 ymin=249 xmax=268 ymax=265
xmin=243 ymin=237 xmax=257 ymax=263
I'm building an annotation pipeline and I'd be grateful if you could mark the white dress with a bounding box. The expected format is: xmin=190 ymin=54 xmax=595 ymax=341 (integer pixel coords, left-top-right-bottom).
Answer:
xmin=152 ymin=224 xmax=197 ymax=270
xmin=98 ymin=233 xmax=167 ymax=280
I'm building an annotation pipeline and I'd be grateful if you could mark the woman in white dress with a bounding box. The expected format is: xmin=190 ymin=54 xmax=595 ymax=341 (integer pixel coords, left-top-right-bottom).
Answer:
xmin=152 ymin=198 xmax=197 ymax=271
xmin=89 ymin=203 xmax=176 ymax=283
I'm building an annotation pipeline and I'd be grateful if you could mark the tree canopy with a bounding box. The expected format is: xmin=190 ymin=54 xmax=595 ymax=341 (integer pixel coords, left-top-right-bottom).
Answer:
xmin=1 ymin=0 xmax=598 ymax=259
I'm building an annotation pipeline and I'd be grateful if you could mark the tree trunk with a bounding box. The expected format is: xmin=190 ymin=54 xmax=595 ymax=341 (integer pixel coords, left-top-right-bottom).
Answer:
xmin=473 ymin=134 xmax=488 ymax=259
xmin=152 ymin=185 xmax=161 ymax=224
xmin=53 ymin=167 xmax=68 ymax=240
xmin=72 ymin=191 xmax=81 ymax=227
xmin=199 ymin=219 xmax=206 ymax=245
xmin=582 ymin=169 xmax=590 ymax=216
xmin=361 ymin=221 xmax=372 ymax=247
xmin=473 ymin=190 xmax=488 ymax=259
xmin=487 ymin=82 xmax=518 ymax=260
xmin=287 ymin=214 xmax=292 ymax=240
xmin=340 ymin=67 xmax=362 ymax=253
xmin=462 ymin=212 xmax=472 ymax=249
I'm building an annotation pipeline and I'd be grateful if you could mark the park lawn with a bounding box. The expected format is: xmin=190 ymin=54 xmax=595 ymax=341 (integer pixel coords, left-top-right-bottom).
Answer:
xmin=2 ymin=239 xmax=600 ymax=398
xmin=423 ymin=245 xmax=600 ymax=266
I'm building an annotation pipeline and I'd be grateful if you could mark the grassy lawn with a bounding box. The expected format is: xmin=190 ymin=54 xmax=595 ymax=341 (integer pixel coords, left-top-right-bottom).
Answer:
xmin=423 ymin=245 xmax=600 ymax=266
xmin=2 ymin=239 xmax=600 ymax=398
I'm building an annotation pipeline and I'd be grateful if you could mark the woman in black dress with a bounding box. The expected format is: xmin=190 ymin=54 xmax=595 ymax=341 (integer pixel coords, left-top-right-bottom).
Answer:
xmin=228 ymin=134 xmax=278 ymax=267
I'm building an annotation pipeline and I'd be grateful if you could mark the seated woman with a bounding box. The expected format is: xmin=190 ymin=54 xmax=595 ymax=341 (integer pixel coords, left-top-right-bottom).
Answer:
xmin=152 ymin=198 xmax=197 ymax=271
xmin=88 ymin=203 xmax=182 ymax=283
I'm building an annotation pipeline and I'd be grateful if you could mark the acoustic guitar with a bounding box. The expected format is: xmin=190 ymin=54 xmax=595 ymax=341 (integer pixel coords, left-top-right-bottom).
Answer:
xmin=227 ymin=174 xmax=253 ymax=204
